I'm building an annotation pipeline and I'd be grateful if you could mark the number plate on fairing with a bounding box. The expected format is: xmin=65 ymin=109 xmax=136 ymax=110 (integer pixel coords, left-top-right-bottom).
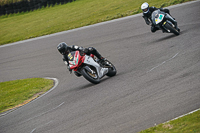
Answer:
xmin=155 ymin=14 xmax=164 ymax=24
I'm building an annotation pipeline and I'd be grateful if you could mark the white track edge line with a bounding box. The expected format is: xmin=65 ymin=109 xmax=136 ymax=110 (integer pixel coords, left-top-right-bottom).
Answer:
xmin=0 ymin=77 xmax=59 ymax=117
xmin=165 ymin=108 xmax=200 ymax=123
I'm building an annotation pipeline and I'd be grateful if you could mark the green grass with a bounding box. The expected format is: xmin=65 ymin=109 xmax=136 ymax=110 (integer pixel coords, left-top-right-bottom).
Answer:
xmin=139 ymin=110 xmax=200 ymax=133
xmin=1 ymin=78 xmax=199 ymax=133
xmin=0 ymin=0 xmax=193 ymax=45
xmin=0 ymin=78 xmax=54 ymax=113
xmin=0 ymin=0 xmax=198 ymax=131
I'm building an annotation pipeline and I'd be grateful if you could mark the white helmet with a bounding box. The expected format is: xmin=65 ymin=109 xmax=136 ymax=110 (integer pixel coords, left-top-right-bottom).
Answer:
xmin=141 ymin=2 xmax=149 ymax=14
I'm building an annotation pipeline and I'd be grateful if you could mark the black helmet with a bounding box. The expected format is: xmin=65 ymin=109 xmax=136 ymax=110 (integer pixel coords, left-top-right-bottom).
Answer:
xmin=57 ymin=42 xmax=69 ymax=55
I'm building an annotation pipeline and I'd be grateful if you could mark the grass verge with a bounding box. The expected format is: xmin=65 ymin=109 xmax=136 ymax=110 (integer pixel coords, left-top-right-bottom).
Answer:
xmin=139 ymin=109 xmax=200 ymax=133
xmin=0 ymin=78 xmax=54 ymax=113
xmin=0 ymin=0 xmax=193 ymax=45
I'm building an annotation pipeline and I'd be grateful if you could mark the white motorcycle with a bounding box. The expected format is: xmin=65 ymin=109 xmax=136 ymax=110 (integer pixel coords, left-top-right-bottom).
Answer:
xmin=67 ymin=50 xmax=117 ymax=84
xmin=151 ymin=9 xmax=180 ymax=35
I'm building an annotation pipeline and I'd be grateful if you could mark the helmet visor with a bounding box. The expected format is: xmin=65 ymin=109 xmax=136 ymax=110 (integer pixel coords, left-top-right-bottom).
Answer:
xmin=142 ymin=8 xmax=148 ymax=12
xmin=59 ymin=48 xmax=66 ymax=55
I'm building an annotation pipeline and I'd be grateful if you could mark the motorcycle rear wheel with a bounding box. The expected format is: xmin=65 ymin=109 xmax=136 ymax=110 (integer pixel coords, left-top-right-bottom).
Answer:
xmin=105 ymin=60 xmax=117 ymax=77
xmin=81 ymin=67 xmax=100 ymax=84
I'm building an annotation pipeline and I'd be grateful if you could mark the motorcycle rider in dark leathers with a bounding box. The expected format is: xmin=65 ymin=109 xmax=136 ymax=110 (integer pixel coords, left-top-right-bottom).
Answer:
xmin=141 ymin=2 xmax=179 ymax=33
xmin=57 ymin=42 xmax=106 ymax=75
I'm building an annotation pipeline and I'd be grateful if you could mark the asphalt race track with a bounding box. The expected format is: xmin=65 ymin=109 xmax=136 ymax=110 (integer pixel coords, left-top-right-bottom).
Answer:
xmin=0 ymin=1 xmax=200 ymax=133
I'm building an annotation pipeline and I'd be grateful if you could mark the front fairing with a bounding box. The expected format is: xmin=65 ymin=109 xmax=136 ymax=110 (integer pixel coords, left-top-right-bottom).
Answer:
xmin=151 ymin=10 xmax=165 ymax=26
xmin=68 ymin=51 xmax=85 ymax=70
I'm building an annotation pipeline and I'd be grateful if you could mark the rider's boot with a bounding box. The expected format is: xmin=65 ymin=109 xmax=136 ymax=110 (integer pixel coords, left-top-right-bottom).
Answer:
xmin=89 ymin=47 xmax=106 ymax=65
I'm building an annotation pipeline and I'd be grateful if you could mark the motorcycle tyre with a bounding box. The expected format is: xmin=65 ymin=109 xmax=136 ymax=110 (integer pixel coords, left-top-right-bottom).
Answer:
xmin=105 ymin=60 xmax=117 ymax=77
xmin=165 ymin=23 xmax=180 ymax=35
xmin=81 ymin=67 xmax=100 ymax=84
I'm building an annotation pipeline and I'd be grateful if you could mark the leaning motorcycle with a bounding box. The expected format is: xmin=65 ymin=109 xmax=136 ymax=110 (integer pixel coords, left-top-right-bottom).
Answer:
xmin=67 ymin=50 xmax=117 ymax=84
xmin=151 ymin=9 xmax=180 ymax=35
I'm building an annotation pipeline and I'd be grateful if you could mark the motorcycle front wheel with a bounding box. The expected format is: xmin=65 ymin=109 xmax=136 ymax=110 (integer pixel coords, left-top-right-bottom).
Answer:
xmin=165 ymin=23 xmax=180 ymax=35
xmin=81 ymin=67 xmax=100 ymax=84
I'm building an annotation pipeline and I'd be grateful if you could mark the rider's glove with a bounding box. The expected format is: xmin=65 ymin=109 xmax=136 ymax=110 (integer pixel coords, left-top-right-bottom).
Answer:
xmin=67 ymin=66 xmax=72 ymax=74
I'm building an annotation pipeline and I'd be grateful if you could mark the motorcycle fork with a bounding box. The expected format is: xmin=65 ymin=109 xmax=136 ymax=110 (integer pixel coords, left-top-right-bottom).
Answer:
xmin=160 ymin=22 xmax=169 ymax=32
